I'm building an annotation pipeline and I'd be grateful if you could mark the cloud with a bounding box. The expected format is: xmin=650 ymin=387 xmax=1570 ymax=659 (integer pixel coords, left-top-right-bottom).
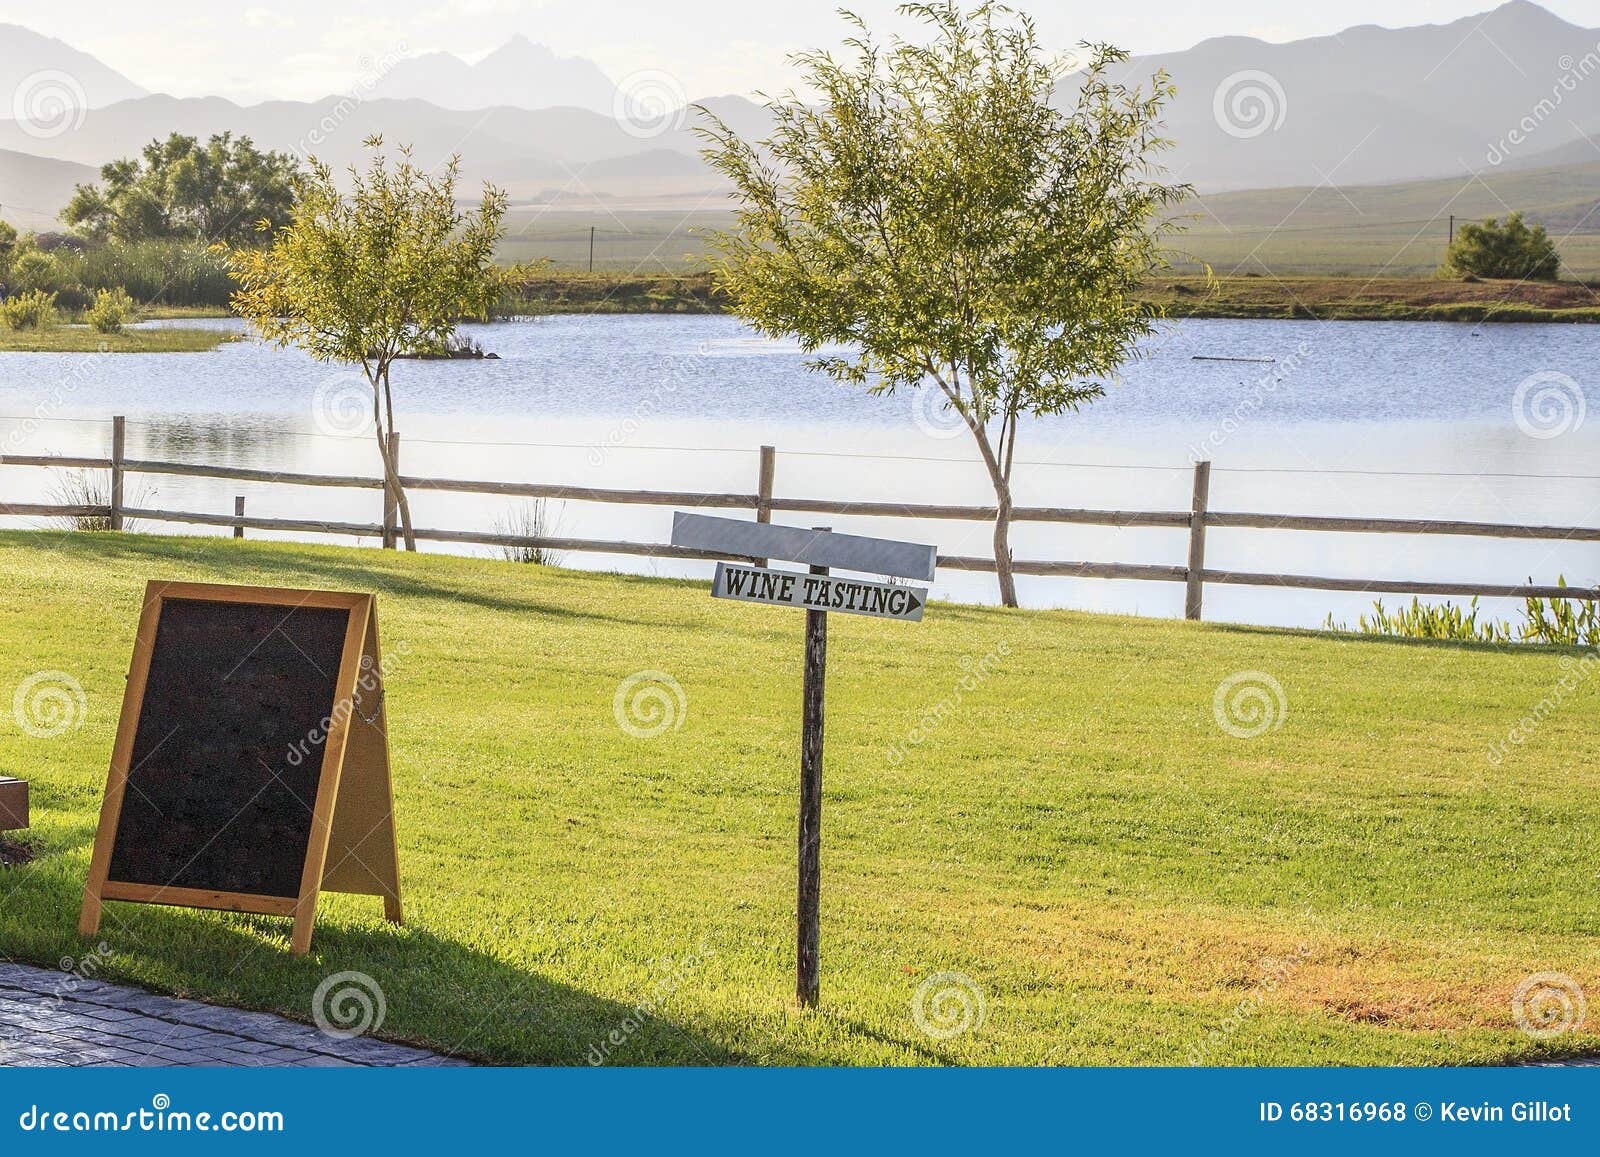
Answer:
xmin=243 ymin=8 xmax=297 ymax=30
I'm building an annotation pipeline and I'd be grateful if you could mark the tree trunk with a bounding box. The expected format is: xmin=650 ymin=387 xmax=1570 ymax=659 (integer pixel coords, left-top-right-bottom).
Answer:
xmin=967 ymin=410 xmax=1019 ymax=609
xmin=376 ymin=366 xmax=417 ymax=551
xmin=992 ymin=485 xmax=1018 ymax=608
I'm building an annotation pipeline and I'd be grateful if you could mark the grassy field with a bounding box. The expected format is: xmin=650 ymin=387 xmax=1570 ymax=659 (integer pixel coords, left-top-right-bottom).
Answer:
xmin=495 ymin=161 xmax=1600 ymax=280
xmin=498 ymin=270 xmax=1600 ymax=323
xmin=0 ymin=326 xmax=236 ymax=353
xmin=0 ymin=531 xmax=1596 ymax=1066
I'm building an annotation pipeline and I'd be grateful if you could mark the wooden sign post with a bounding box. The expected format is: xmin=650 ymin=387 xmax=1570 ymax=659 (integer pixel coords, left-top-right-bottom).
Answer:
xmin=672 ymin=513 xmax=935 ymax=1008
xmin=79 ymin=581 xmax=402 ymax=956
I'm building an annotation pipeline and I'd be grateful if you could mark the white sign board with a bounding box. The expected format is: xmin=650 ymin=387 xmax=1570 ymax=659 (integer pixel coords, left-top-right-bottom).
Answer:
xmin=672 ymin=513 xmax=937 ymax=582
xmin=713 ymin=563 xmax=927 ymax=622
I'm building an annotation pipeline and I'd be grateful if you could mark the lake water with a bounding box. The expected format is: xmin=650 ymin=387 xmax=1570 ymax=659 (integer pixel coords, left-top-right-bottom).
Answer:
xmin=2 ymin=313 xmax=1599 ymax=629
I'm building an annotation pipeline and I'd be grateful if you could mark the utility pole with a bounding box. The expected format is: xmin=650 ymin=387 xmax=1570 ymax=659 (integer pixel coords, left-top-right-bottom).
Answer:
xmin=1448 ymin=215 xmax=1455 ymax=245
xmin=588 ymin=225 xmax=595 ymax=273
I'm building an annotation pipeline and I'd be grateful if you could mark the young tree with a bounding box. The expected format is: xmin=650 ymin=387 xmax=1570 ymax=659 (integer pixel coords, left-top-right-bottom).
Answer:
xmin=1441 ymin=212 xmax=1561 ymax=281
xmin=224 ymin=138 xmax=507 ymax=550
xmin=65 ymin=133 xmax=298 ymax=245
xmin=700 ymin=3 xmax=1187 ymax=606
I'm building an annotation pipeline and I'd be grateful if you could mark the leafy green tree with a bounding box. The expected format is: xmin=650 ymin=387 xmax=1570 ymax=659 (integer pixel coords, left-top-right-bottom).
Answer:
xmin=699 ymin=3 xmax=1187 ymax=606
xmin=64 ymin=132 xmax=298 ymax=245
xmin=10 ymin=249 xmax=63 ymax=294
xmin=0 ymin=220 xmax=17 ymax=280
xmin=223 ymin=138 xmax=508 ymax=551
xmin=1441 ymin=212 xmax=1561 ymax=281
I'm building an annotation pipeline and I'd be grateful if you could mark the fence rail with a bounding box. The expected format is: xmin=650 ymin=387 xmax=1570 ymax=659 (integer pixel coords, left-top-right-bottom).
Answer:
xmin=4 ymin=415 xmax=1599 ymax=616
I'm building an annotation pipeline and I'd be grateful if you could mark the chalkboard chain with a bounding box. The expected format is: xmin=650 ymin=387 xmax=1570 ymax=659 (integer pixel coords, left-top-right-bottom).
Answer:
xmin=354 ymin=689 xmax=384 ymax=726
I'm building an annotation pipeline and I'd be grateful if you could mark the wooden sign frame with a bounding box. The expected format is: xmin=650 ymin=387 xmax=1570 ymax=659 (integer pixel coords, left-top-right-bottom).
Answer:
xmin=78 ymin=581 xmax=402 ymax=956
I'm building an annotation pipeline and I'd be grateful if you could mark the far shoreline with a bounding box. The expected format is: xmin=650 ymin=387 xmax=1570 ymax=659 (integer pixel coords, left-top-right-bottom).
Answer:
xmin=126 ymin=272 xmax=1600 ymax=329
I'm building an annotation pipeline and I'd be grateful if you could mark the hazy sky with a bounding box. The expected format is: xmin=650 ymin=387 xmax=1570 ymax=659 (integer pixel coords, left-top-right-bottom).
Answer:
xmin=5 ymin=0 xmax=1597 ymax=103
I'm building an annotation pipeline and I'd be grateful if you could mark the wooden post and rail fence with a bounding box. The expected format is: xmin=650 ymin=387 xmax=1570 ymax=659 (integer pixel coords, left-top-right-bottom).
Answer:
xmin=3 ymin=416 xmax=1599 ymax=619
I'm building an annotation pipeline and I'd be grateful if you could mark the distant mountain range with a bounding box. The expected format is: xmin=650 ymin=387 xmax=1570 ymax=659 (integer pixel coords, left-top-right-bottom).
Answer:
xmin=0 ymin=2 xmax=1597 ymax=224
xmin=0 ymin=23 xmax=147 ymax=113
xmin=364 ymin=35 xmax=618 ymax=115
xmin=1094 ymin=0 xmax=1600 ymax=190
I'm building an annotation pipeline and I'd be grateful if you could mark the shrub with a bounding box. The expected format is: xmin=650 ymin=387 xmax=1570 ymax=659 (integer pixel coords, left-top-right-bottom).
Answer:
xmin=1325 ymin=577 xmax=1600 ymax=646
xmin=492 ymin=499 xmax=564 ymax=565
xmin=10 ymin=248 xmax=62 ymax=293
xmin=86 ymin=287 xmax=134 ymax=334
xmin=0 ymin=289 xmax=58 ymax=330
xmin=1441 ymin=212 xmax=1561 ymax=281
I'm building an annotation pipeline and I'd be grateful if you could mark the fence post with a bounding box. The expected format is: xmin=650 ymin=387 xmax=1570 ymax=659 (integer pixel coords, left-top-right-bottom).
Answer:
xmin=382 ymin=430 xmax=400 ymax=549
xmin=233 ymin=496 xmax=245 ymax=539
xmin=109 ymin=416 xmax=126 ymax=531
xmin=754 ymin=444 xmax=776 ymax=566
xmin=1185 ymin=460 xmax=1211 ymax=621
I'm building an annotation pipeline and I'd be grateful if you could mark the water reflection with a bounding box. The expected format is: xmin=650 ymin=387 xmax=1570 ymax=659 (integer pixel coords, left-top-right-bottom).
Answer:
xmin=1 ymin=314 xmax=1598 ymax=629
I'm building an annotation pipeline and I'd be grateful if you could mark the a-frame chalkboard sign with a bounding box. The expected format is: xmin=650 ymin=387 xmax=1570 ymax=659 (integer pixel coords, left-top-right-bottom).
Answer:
xmin=79 ymin=581 xmax=402 ymax=955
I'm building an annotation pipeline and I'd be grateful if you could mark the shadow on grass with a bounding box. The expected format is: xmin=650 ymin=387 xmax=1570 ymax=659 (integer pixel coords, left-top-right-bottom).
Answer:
xmin=1202 ymin=618 xmax=1590 ymax=658
xmin=1 ymin=530 xmax=653 ymax=628
xmin=0 ymin=828 xmax=744 ymax=1066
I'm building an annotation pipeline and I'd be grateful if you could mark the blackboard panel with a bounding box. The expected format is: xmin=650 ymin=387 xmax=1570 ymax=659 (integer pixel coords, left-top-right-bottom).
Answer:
xmin=107 ymin=598 xmax=351 ymax=899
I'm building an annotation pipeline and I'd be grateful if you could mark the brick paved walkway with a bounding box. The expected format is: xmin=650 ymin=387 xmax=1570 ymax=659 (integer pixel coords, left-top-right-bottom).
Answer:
xmin=0 ymin=962 xmax=469 ymax=1067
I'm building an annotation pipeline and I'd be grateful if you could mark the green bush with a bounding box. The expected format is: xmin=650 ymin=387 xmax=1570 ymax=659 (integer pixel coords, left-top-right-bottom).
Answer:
xmin=57 ymin=239 xmax=232 ymax=308
xmin=1326 ymin=577 xmax=1600 ymax=647
xmin=85 ymin=287 xmax=134 ymax=334
xmin=0 ymin=289 xmax=58 ymax=330
xmin=1441 ymin=212 xmax=1561 ymax=281
xmin=11 ymin=249 xmax=62 ymax=293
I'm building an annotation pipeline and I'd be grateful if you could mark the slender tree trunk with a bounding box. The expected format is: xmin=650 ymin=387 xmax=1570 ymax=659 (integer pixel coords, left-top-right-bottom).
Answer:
xmin=378 ymin=365 xmax=417 ymax=551
xmin=991 ymin=481 xmax=1017 ymax=608
xmin=966 ymin=404 xmax=1019 ymax=609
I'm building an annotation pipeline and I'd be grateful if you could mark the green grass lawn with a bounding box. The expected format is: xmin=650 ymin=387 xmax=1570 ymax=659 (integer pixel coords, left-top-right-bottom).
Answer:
xmin=0 ymin=326 xmax=236 ymax=353
xmin=0 ymin=531 xmax=1596 ymax=1066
